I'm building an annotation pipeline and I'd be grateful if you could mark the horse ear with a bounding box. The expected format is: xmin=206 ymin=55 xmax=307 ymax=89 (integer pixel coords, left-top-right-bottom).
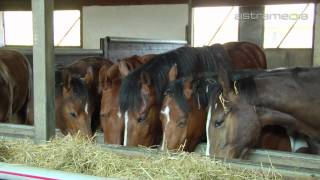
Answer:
xmin=106 ymin=64 xmax=120 ymax=80
xmin=62 ymin=69 xmax=72 ymax=91
xmin=84 ymin=66 xmax=95 ymax=85
xmin=118 ymin=61 xmax=130 ymax=77
xmin=183 ymin=79 xmax=193 ymax=99
xmin=217 ymin=62 xmax=231 ymax=97
xmin=168 ymin=64 xmax=178 ymax=82
xmin=140 ymin=72 xmax=151 ymax=85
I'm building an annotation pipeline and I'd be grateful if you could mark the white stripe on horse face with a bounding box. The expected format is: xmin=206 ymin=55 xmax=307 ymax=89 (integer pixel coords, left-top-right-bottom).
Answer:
xmin=85 ymin=102 xmax=89 ymax=114
xmin=117 ymin=110 xmax=122 ymax=119
xmin=206 ymin=105 xmax=212 ymax=156
xmin=160 ymin=106 xmax=171 ymax=150
xmin=123 ymin=111 xmax=129 ymax=146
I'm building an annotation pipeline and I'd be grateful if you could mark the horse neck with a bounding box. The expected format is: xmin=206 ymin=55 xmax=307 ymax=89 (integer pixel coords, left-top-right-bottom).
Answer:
xmin=250 ymin=71 xmax=320 ymax=139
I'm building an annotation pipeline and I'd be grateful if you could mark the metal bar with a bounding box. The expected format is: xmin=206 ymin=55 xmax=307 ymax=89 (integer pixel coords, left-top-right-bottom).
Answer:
xmin=313 ymin=3 xmax=320 ymax=66
xmin=1 ymin=47 xmax=103 ymax=56
xmin=207 ymin=6 xmax=235 ymax=45
xmin=57 ymin=17 xmax=80 ymax=46
xmin=32 ymin=0 xmax=55 ymax=142
xmin=107 ymin=36 xmax=187 ymax=45
xmin=277 ymin=4 xmax=310 ymax=48
xmin=0 ymin=162 xmax=112 ymax=180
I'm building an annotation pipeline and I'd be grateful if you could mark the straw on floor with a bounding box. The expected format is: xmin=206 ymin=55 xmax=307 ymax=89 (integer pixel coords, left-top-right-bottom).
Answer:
xmin=0 ymin=135 xmax=281 ymax=179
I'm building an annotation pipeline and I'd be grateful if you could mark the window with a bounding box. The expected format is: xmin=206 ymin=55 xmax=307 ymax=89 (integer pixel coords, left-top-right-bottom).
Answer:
xmin=3 ymin=10 xmax=80 ymax=46
xmin=264 ymin=3 xmax=314 ymax=48
xmin=193 ymin=6 xmax=239 ymax=47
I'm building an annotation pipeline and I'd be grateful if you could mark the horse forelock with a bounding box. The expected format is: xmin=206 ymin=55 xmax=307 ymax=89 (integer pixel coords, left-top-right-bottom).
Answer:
xmin=70 ymin=77 xmax=89 ymax=105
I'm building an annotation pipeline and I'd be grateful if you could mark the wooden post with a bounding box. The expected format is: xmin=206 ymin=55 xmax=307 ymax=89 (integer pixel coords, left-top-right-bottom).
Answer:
xmin=313 ymin=3 xmax=320 ymax=66
xmin=187 ymin=0 xmax=193 ymax=45
xmin=32 ymin=0 xmax=55 ymax=142
xmin=0 ymin=12 xmax=4 ymax=47
xmin=238 ymin=6 xmax=265 ymax=48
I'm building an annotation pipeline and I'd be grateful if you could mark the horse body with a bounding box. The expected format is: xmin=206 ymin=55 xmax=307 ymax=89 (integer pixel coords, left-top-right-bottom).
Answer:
xmin=224 ymin=41 xmax=266 ymax=69
xmin=54 ymin=57 xmax=113 ymax=136
xmin=207 ymin=67 xmax=320 ymax=158
xmin=0 ymin=50 xmax=31 ymax=123
xmin=99 ymin=55 xmax=153 ymax=144
xmin=160 ymin=42 xmax=267 ymax=152
xmin=119 ymin=44 xmax=233 ymax=147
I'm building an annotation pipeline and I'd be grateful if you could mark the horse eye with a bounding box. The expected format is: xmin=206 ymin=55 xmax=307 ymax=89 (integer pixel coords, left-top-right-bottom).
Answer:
xmin=214 ymin=119 xmax=224 ymax=128
xmin=177 ymin=120 xmax=187 ymax=128
xmin=69 ymin=112 xmax=77 ymax=118
xmin=137 ymin=117 xmax=144 ymax=123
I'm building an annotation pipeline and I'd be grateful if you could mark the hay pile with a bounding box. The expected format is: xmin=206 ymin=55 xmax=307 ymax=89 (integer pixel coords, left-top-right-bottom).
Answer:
xmin=0 ymin=135 xmax=281 ymax=179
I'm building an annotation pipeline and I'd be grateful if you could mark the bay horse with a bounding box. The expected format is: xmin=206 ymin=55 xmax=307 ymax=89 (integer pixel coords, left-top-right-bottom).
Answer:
xmin=162 ymin=69 xmax=298 ymax=153
xmin=119 ymin=42 xmax=266 ymax=147
xmin=50 ymin=57 xmax=113 ymax=136
xmin=119 ymin=44 xmax=230 ymax=147
xmin=0 ymin=49 xmax=31 ymax=124
xmin=159 ymin=42 xmax=269 ymax=152
xmin=99 ymin=55 xmax=153 ymax=144
xmin=62 ymin=57 xmax=113 ymax=133
xmin=27 ymin=56 xmax=114 ymax=136
xmin=207 ymin=65 xmax=320 ymax=159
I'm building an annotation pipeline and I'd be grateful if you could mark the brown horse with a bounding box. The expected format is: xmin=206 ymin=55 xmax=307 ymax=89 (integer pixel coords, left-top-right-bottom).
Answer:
xmin=119 ymin=42 xmax=268 ymax=148
xmin=207 ymin=66 xmax=320 ymax=159
xmin=0 ymin=49 xmax=31 ymax=124
xmin=54 ymin=57 xmax=113 ymax=136
xmin=27 ymin=56 xmax=113 ymax=135
xmin=99 ymin=55 xmax=153 ymax=144
xmin=160 ymin=41 xmax=267 ymax=152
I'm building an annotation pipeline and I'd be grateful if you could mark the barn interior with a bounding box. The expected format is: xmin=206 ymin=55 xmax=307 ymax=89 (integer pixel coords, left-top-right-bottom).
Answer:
xmin=0 ymin=0 xmax=320 ymax=179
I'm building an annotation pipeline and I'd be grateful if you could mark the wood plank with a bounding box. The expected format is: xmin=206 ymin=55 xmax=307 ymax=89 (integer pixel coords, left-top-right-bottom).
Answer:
xmin=0 ymin=124 xmax=34 ymax=139
xmin=0 ymin=124 xmax=319 ymax=177
xmin=32 ymin=0 xmax=56 ymax=142
xmin=98 ymin=144 xmax=320 ymax=179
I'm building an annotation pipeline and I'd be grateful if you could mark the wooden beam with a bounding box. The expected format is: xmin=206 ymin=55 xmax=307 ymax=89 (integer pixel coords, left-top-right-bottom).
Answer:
xmin=0 ymin=123 xmax=319 ymax=178
xmin=313 ymin=3 xmax=320 ymax=66
xmin=0 ymin=12 xmax=4 ymax=47
xmin=192 ymin=0 xmax=320 ymax=7
xmin=238 ymin=6 xmax=265 ymax=48
xmin=2 ymin=0 xmax=320 ymax=11
xmin=32 ymin=0 xmax=55 ymax=142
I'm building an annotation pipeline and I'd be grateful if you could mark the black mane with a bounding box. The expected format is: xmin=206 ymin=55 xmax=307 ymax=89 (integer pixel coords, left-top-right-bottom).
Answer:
xmin=165 ymin=76 xmax=219 ymax=113
xmin=119 ymin=44 xmax=231 ymax=113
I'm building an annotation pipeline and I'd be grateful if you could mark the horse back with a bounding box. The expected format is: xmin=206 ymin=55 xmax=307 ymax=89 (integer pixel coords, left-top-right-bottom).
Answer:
xmin=223 ymin=41 xmax=267 ymax=69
